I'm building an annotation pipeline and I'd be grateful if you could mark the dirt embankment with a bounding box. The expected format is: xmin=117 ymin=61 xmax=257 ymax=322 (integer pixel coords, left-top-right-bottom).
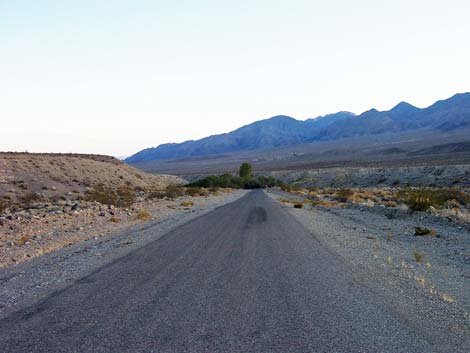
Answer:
xmin=0 ymin=153 xmax=183 ymax=206
xmin=0 ymin=153 xmax=189 ymax=268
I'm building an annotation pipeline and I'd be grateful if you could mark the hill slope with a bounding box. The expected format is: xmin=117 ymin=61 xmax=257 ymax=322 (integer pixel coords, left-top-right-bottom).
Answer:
xmin=0 ymin=153 xmax=183 ymax=205
xmin=126 ymin=93 xmax=470 ymax=163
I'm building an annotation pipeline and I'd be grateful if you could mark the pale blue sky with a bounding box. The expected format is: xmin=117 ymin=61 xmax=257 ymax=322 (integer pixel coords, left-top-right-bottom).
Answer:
xmin=1 ymin=0 xmax=470 ymax=157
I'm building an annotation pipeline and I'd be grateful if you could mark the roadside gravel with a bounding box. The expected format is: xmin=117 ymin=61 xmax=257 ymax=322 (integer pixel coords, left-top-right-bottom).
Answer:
xmin=267 ymin=189 xmax=470 ymax=352
xmin=0 ymin=190 xmax=247 ymax=319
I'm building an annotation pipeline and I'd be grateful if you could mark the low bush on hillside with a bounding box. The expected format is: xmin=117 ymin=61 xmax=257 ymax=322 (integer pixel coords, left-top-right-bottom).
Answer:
xmin=398 ymin=187 xmax=470 ymax=211
xmin=0 ymin=199 xmax=9 ymax=214
xmin=20 ymin=192 xmax=42 ymax=207
xmin=87 ymin=184 xmax=135 ymax=208
xmin=148 ymin=184 xmax=186 ymax=200
xmin=185 ymin=187 xmax=204 ymax=197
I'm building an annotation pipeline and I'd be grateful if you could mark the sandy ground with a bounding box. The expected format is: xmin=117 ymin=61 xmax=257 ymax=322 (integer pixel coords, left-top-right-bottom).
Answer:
xmin=267 ymin=189 xmax=470 ymax=352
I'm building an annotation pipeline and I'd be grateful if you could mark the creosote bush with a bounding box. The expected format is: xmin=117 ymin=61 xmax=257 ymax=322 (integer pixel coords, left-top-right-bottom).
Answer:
xmin=414 ymin=227 xmax=437 ymax=237
xmin=87 ymin=183 xmax=135 ymax=208
xmin=335 ymin=188 xmax=354 ymax=202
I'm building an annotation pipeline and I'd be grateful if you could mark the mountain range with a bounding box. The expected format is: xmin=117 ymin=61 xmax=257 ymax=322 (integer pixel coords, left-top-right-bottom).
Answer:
xmin=126 ymin=93 xmax=470 ymax=164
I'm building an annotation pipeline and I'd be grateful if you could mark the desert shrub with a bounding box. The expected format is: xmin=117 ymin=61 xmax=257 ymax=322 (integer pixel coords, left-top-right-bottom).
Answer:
xmin=293 ymin=203 xmax=303 ymax=208
xmin=135 ymin=209 xmax=151 ymax=221
xmin=414 ymin=227 xmax=437 ymax=237
xmin=187 ymin=172 xmax=283 ymax=190
xmin=163 ymin=184 xmax=186 ymax=199
xmin=186 ymin=187 xmax=202 ymax=197
xmin=244 ymin=179 xmax=262 ymax=189
xmin=335 ymin=188 xmax=354 ymax=202
xmin=87 ymin=184 xmax=135 ymax=207
xmin=20 ymin=192 xmax=42 ymax=207
xmin=17 ymin=234 xmax=31 ymax=246
xmin=0 ymin=199 xmax=10 ymax=214
xmin=280 ymin=183 xmax=292 ymax=192
xmin=398 ymin=188 xmax=470 ymax=211
xmin=116 ymin=185 xmax=135 ymax=207
xmin=180 ymin=201 xmax=194 ymax=207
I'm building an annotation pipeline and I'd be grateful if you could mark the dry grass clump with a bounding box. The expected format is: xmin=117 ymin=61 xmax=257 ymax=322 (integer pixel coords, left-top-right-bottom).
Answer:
xmin=441 ymin=293 xmax=455 ymax=303
xmin=17 ymin=234 xmax=31 ymax=246
xmin=135 ymin=209 xmax=152 ymax=221
xmin=109 ymin=216 xmax=120 ymax=223
xmin=413 ymin=250 xmax=425 ymax=262
xmin=87 ymin=184 xmax=135 ymax=208
xmin=335 ymin=188 xmax=354 ymax=202
xmin=398 ymin=187 xmax=469 ymax=211
xmin=180 ymin=201 xmax=195 ymax=207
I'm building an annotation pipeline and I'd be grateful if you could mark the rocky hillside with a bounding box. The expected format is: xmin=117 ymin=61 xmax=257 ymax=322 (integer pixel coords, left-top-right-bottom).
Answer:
xmin=0 ymin=153 xmax=183 ymax=208
xmin=126 ymin=92 xmax=470 ymax=163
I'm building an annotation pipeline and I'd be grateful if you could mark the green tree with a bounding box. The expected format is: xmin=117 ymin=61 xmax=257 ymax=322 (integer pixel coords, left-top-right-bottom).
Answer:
xmin=239 ymin=162 xmax=252 ymax=179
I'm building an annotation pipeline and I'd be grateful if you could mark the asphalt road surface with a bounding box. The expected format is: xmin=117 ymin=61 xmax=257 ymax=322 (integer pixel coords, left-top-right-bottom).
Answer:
xmin=0 ymin=190 xmax=433 ymax=352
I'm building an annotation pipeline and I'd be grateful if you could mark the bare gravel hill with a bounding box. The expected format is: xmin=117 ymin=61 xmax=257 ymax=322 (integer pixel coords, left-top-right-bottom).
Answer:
xmin=0 ymin=153 xmax=183 ymax=206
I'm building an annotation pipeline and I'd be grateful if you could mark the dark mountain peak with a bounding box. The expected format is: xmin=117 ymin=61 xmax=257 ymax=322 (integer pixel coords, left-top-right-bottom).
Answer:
xmin=360 ymin=108 xmax=380 ymax=118
xmin=427 ymin=92 xmax=470 ymax=110
xmin=311 ymin=111 xmax=356 ymax=120
xmin=267 ymin=115 xmax=296 ymax=121
xmin=243 ymin=115 xmax=298 ymax=129
xmin=390 ymin=101 xmax=419 ymax=113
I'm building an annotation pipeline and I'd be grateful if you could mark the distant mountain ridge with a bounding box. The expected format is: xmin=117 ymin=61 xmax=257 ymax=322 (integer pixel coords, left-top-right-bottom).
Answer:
xmin=126 ymin=93 xmax=470 ymax=163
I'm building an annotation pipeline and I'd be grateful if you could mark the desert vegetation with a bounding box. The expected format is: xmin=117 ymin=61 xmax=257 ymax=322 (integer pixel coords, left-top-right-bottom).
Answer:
xmin=276 ymin=183 xmax=470 ymax=223
xmin=87 ymin=184 xmax=135 ymax=208
xmin=187 ymin=163 xmax=285 ymax=190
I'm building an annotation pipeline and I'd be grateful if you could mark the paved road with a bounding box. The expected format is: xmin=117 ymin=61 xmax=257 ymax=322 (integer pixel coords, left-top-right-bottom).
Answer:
xmin=0 ymin=190 xmax=432 ymax=352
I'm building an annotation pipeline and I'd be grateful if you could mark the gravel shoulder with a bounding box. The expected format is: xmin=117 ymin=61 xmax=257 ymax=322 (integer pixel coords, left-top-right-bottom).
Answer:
xmin=267 ymin=189 xmax=470 ymax=352
xmin=0 ymin=190 xmax=247 ymax=319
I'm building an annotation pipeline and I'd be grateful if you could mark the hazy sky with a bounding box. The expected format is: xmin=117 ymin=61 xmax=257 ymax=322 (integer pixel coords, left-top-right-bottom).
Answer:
xmin=1 ymin=0 xmax=470 ymax=157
